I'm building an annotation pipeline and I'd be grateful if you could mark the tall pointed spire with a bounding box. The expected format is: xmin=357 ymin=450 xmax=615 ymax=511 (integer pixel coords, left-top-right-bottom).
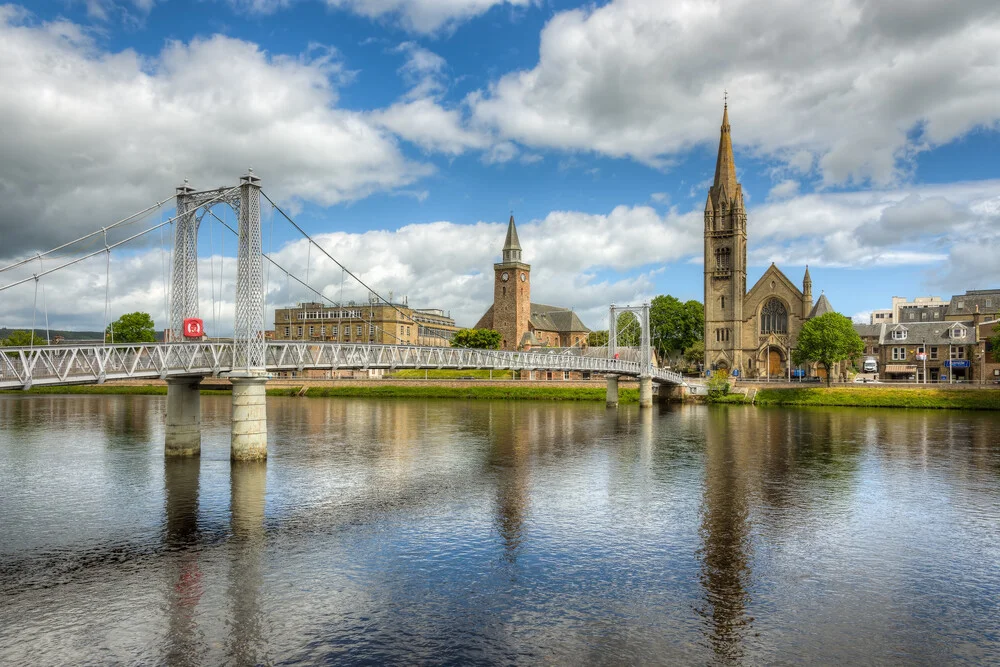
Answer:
xmin=803 ymin=265 xmax=812 ymax=291
xmin=712 ymin=99 xmax=738 ymax=197
xmin=502 ymin=215 xmax=522 ymax=263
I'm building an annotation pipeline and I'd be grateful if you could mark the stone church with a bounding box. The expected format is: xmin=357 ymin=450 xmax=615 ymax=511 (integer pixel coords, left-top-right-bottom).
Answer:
xmin=475 ymin=216 xmax=591 ymax=350
xmin=703 ymin=104 xmax=834 ymax=378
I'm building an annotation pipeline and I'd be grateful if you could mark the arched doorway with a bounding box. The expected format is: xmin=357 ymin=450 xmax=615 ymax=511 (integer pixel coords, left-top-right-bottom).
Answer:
xmin=768 ymin=349 xmax=782 ymax=376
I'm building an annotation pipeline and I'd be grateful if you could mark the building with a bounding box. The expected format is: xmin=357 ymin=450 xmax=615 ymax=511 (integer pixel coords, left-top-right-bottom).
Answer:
xmin=474 ymin=216 xmax=591 ymax=350
xmin=274 ymin=300 xmax=459 ymax=347
xmin=977 ymin=319 xmax=1000 ymax=384
xmin=702 ymin=103 xmax=839 ymax=379
xmin=854 ymin=317 xmax=993 ymax=383
xmin=945 ymin=289 xmax=1000 ymax=322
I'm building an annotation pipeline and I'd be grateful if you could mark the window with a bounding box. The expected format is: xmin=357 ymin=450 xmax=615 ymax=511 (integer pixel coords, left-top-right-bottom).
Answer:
xmin=892 ymin=347 xmax=906 ymax=360
xmin=930 ymin=346 xmax=938 ymax=360
xmin=957 ymin=301 xmax=965 ymax=310
xmin=950 ymin=326 xmax=966 ymax=339
xmin=715 ymin=328 xmax=730 ymax=342
xmin=951 ymin=347 xmax=965 ymax=360
xmin=332 ymin=326 xmax=338 ymax=336
xmin=563 ymin=371 xmax=570 ymax=380
xmin=284 ymin=326 xmax=290 ymax=337
xmin=297 ymin=326 xmax=303 ymax=337
xmin=715 ymin=247 xmax=731 ymax=270
xmin=369 ymin=324 xmax=375 ymax=336
xmin=933 ymin=311 xmax=940 ymax=319
xmin=309 ymin=325 xmax=314 ymax=336
xmin=908 ymin=312 xmax=915 ymax=321
xmin=356 ymin=325 xmax=362 ymax=336
xmin=892 ymin=328 xmax=907 ymax=340
xmin=760 ymin=299 xmax=788 ymax=334
xmin=917 ymin=346 xmax=925 ymax=354
xmin=406 ymin=326 xmax=411 ymax=336
xmin=721 ymin=295 xmax=726 ymax=310
xmin=987 ymin=299 xmax=993 ymax=307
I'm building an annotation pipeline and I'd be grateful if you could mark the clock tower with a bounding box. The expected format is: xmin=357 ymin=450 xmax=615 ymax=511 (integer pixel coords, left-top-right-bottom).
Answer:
xmin=493 ymin=215 xmax=531 ymax=350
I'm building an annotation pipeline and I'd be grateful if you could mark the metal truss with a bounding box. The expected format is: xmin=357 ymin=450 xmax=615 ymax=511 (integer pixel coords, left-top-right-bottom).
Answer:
xmin=232 ymin=171 xmax=265 ymax=374
xmin=608 ymin=303 xmax=653 ymax=376
xmin=0 ymin=342 xmax=686 ymax=390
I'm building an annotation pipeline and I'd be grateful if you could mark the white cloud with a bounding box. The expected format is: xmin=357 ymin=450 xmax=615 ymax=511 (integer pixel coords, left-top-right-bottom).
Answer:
xmin=324 ymin=0 xmax=533 ymax=33
xmin=768 ymin=179 xmax=799 ymax=201
xmin=650 ymin=192 xmax=669 ymax=204
xmin=373 ymin=98 xmax=488 ymax=154
xmin=0 ymin=8 xmax=432 ymax=258
xmin=469 ymin=0 xmax=1000 ymax=185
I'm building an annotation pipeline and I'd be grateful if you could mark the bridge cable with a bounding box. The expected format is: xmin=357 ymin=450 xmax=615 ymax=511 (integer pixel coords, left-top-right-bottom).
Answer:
xmin=38 ymin=255 xmax=50 ymax=345
xmin=0 ymin=196 xmax=176 ymax=276
xmin=103 ymin=228 xmax=113 ymax=344
xmin=260 ymin=190 xmax=419 ymax=329
xmin=209 ymin=210 xmax=218 ymax=338
xmin=30 ymin=274 xmax=38 ymax=354
xmin=0 ymin=188 xmax=238 ymax=294
xmin=159 ymin=210 xmax=170 ymax=340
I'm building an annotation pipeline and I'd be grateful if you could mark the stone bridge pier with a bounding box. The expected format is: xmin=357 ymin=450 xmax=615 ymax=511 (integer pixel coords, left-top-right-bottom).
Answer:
xmin=165 ymin=376 xmax=204 ymax=457
xmin=164 ymin=376 xmax=268 ymax=461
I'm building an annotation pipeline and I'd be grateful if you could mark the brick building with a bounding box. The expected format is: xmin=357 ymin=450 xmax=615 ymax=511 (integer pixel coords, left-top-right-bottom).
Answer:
xmin=474 ymin=216 xmax=590 ymax=350
xmin=274 ymin=301 xmax=458 ymax=347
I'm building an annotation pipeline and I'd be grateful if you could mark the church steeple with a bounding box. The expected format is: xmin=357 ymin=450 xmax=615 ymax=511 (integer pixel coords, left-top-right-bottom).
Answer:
xmin=802 ymin=265 xmax=813 ymax=315
xmin=502 ymin=215 xmax=522 ymax=263
xmin=712 ymin=101 xmax=738 ymax=197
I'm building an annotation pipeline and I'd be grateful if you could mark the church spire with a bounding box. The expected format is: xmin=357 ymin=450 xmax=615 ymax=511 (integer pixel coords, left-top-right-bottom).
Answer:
xmin=712 ymin=100 xmax=738 ymax=197
xmin=502 ymin=215 xmax=522 ymax=263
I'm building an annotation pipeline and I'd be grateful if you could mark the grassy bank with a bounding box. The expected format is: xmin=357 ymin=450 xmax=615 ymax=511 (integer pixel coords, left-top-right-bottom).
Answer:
xmin=5 ymin=383 xmax=639 ymax=403
xmin=709 ymin=387 xmax=999 ymax=410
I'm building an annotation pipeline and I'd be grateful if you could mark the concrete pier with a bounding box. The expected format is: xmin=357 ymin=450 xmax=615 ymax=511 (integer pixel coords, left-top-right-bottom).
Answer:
xmin=165 ymin=376 xmax=203 ymax=456
xmin=639 ymin=376 xmax=653 ymax=408
xmin=231 ymin=376 xmax=268 ymax=461
xmin=606 ymin=375 xmax=619 ymax=407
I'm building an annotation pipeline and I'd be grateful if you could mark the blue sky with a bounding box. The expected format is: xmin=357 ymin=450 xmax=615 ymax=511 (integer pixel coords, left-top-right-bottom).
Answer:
xmin=1 ymin=0 xmax=999 ymax=332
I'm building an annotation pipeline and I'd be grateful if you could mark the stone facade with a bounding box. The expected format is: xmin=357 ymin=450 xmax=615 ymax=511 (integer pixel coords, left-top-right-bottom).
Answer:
xmin=475 ymin=216 xmax=590 ymax=350
xmin=702 ymin=104 xmax=833 ymax=379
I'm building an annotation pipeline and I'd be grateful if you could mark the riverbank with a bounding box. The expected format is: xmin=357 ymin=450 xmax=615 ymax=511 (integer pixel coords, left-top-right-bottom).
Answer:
xmin=4 ymin=382 xmax=641 ymax=403
xmin=709 ymin=387 xmax=1000 ymax=410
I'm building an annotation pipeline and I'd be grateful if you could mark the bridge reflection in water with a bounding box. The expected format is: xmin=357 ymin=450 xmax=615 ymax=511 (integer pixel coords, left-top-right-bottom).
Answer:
xmin=1 ymin=395 xmax=998 ymax=664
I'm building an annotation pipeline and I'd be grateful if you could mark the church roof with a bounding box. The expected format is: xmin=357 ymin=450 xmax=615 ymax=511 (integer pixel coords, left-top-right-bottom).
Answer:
xmin=503 ymin=215 xmax=521 ymax=251
xmin=529 ymin=303 xmax=590 ymax=333
xmin=808 ymin=293 xmax=834 ymax=318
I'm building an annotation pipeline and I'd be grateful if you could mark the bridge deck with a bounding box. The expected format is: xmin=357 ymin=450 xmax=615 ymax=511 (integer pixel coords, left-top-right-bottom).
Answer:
xmin=1 ymin=342 xmax=686 ymax=390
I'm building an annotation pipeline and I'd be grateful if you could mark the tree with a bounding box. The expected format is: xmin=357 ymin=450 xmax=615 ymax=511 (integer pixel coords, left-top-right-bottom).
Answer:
xmin=106 ymin=312 xmax=156 ymax=343
xmin=650 ymin=295 xmax=704 ymax=362
xmin=792 ymin=312 xmax=864 ymax=386
xmin=2 ymin=330 xmax=47 ymax=347
xmin=451 ymin=328 xmax=502 ymax=349
xmin=989 ymin=332 xmax=1000 ymax=363
xmin=588 ymin=330 xmax=609 ymax=347
xmin=683 ymin=340 xmax=705 ymax=368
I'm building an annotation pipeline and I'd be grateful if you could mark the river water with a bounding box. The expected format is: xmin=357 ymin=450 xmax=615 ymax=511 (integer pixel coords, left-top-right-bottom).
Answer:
xmin=0 ymin=395 xmax=998 ymax=665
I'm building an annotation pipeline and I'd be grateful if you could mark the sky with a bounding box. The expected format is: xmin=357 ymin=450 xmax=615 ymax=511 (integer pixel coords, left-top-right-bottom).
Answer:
xmin=0 ymin=0 xmax=999 ymax=335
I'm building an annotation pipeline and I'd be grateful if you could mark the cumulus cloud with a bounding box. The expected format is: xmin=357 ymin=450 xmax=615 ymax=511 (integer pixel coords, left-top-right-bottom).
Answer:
xmin=324 ymin=0 xmax=532 ymax=33
xmin=468 ymin=0 xmax=1000 ymax=185
xmin=768 ymin=179 xmax=799 ymax=201
xmin=0 ymin=8 xmax=432 ymax=259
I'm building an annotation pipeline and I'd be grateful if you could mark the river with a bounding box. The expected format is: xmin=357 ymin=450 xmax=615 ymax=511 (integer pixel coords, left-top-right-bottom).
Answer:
xmin=1 ymin=395 xmax=998 ymax=664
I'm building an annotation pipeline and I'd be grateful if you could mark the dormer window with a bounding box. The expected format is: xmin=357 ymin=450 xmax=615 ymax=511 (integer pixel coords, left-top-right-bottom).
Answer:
xmin=949 ymin=325 xmax=966 ymax=339
xmin=891 ymin=327 xmax=907 ymax=340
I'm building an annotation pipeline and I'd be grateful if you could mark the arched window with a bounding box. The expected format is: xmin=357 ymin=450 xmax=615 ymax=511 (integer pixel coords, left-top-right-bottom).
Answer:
xmin=760 ymin=298 xmax=788 ymax=334
xmin=714 ymin=247 xmax=731 ymax=270
xmin=720 ymin=295 xmax=726 ymax=310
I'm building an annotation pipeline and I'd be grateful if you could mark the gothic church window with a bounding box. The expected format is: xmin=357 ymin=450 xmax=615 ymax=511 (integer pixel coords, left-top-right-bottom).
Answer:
xmin=714 ymin=248 xmax=731 ymax=270
xmin=760 ymin=298 xmax=788 ymax=334
xmin=720 ymin=296 xmax=726 ymax=310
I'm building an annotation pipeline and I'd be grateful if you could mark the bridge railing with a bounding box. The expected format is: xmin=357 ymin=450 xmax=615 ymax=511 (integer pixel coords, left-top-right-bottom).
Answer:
xmin=0 ymin=342 xmax=685 ymax=389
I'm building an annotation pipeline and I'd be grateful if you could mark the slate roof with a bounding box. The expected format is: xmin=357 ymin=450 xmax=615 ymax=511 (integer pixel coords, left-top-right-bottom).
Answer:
xmin=946 ymin=290 xmax=1000 ymax=318
xmin=808 ymin=293 xmax=834 ymax=318
xmin=885 ymin=320 xmax=976 ymax=344
xmin=852 ymin=323 xmax=884 ymax=340
xmin=529 ymin=303 xmax=590 ymax=333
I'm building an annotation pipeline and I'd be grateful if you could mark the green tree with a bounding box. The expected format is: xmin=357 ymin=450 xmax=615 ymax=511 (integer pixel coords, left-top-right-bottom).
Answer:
xmin=989 ymin=332 xmax=1000 ymax=363
xmin=650 ymin=295 xmax=704 ymax=362
xmin=683 ymin=340 xmax=705 ymax=368
xmin=2 ymin=330 xmax=47 ymax=346
xmin=792 ymin=312 xmax=864 ymax=386
xmin=588 ymin=330 xmax=609 ymax=347
xmin=106 ymin=312 xmax=156 ymax=343
xmin=706 ymin=369 xmax=730 ymax=397
xmin=451 ymin=328 xmax=502 ymax=349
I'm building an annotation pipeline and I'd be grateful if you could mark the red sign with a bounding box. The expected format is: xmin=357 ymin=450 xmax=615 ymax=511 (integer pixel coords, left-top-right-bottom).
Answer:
xmin=182 ymin=318 xmax=204 ymax=338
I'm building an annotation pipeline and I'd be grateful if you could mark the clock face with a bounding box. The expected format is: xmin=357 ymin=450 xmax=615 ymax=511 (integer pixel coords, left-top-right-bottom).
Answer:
xmin=501 ymin=272 xmax=509 ymax=282
xmin=520 ymin=273 xmax=527 ymax=282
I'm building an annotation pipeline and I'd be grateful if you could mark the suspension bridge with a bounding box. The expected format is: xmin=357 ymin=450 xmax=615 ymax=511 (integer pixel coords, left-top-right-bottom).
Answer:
xmin=0 ymin=171 xmax=688 ymax=460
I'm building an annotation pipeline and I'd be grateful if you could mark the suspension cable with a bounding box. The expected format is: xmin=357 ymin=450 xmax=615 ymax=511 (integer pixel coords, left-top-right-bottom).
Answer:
xmin=103 ymin=228 xmax=112 ymax=344
xmin=0 ymin=188 xmax=239 ymax=293
xmin=209 ymin=209 xmax=217 ymax=337
xmin=0 ymin=196 xmax=176 ymax=275
xmin=38 ymin=255 xmax=50 ymax=345
xmin=30 ymin=275 xmax=38 ymax=354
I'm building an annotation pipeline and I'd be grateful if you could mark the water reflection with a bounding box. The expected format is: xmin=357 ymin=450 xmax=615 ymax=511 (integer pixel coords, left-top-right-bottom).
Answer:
xmin=697 ymin=409 xmax=754 ymax=663
xmin=487 ymin=404 xmax=531 ymax=565
xmin=163 ymin=459 xmax=204 ymax=667
xmin=227 ymin=462 xmax=268 ymax=665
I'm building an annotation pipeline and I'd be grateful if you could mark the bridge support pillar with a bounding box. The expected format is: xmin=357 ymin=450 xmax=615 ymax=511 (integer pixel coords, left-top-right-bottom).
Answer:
xmin=165 ymin=376 xmax=203 ymax=457
xmin=606 ymin=375 xmax=619 ymax=407
xmin=639 ymin=377 xmax=653 ymax=409
xmin=231 ymin=376 xmax=268 ymax=461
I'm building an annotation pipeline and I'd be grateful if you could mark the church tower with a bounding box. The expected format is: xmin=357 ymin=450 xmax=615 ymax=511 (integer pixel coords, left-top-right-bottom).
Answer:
xmin=703 ymin=101 xmax=748 ymax=371
xmin=493 ymin=216 xmax=531 ymax=350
